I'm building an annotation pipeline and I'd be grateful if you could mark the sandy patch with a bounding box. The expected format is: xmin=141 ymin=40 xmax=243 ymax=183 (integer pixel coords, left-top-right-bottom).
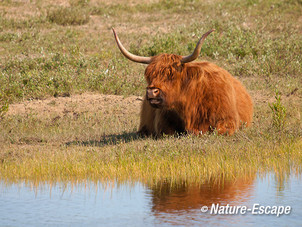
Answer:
xmin=7 ymin=93 xmax=143 ymax=119
xmin=6 ymin=90 xmax=300 ymax=120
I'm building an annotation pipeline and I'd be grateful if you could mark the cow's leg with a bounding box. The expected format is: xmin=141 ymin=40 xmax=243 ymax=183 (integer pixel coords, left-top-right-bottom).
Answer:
xmin=154 ymin=109 xmax=186 ymax=136
xmin=214 ymin=102 xmax=240 ymax=135
xmin=189 ymin=118 xmax=238 ymax=135
xmin=138 ymin=97 xmax=156 ymax=136
xmin=215 ymin=118 xmax=238 ymax=135
xmin=138 ymin=98 xmax=185 ymax=137
xmin=186 ymin=101 xmax=239 ymax=136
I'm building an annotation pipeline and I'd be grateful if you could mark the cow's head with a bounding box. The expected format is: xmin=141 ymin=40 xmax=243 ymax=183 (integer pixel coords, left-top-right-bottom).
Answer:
xmin=144 ymin=54 xmax=184 ymax=109
xmin=112 ymin=28 xmax=214 ymax=109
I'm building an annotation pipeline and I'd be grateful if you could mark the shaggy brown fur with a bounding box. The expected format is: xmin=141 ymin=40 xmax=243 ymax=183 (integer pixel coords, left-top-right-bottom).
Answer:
xmin=138 ymin=54 xmax=253 ymax=136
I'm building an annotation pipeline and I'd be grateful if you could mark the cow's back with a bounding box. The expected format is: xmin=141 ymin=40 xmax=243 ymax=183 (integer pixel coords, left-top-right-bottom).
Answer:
xmin=188 ymin=61 xmax=253 ymax=128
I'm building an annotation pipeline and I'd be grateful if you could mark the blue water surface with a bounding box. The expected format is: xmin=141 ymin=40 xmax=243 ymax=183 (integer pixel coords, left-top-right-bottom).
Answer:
xmin=0 ymin=173 xmax=301 ymax=227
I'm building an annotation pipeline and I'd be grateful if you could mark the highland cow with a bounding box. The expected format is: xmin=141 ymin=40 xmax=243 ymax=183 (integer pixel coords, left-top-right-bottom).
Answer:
xmin=112 ymin=28 xmax=253 ymax=136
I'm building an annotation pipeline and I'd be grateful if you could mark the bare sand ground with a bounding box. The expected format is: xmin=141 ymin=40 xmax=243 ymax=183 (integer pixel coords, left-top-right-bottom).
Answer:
xmin=7 ymin=90 xmax=299 ymax=120
xmin=7 ymin=93 xmax=143 ymax=119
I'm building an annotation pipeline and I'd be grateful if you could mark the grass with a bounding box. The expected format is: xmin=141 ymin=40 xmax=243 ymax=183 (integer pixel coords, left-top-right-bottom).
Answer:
xmin=0 ymin=0 xmax=301 ymax=185
xmin=46 ymin=6 xmax=90 ymax=26
xmin=1 ymin=133 xmax=301 ymax=185
xmin=0 ymin=0 xmax=301 ymax=103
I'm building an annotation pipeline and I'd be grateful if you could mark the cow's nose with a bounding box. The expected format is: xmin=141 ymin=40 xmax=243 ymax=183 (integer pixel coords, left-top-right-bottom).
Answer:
xmin=147 ymin=88 xmax=160 ymax=99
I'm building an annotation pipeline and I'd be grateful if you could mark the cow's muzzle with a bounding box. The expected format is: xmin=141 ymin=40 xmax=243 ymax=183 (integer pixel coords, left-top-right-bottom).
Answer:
xmin=146 ymin=87 xmax=164 ymax=108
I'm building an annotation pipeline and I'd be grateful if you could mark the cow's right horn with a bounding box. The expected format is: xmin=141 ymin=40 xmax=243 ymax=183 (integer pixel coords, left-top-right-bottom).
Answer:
xmin=112 ymin=28 xmax=152 ymax=64
xmin=181 ymin=29 xmax=215 ymax=64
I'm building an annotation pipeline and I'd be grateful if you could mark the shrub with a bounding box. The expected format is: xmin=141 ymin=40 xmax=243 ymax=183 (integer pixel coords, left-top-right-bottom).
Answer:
xmin=269 ymin=90 xmax=287 ymax=132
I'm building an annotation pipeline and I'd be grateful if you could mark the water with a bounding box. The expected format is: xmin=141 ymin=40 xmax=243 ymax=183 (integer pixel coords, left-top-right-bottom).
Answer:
xmin=0 ymin=173 xmax=301 ymax=227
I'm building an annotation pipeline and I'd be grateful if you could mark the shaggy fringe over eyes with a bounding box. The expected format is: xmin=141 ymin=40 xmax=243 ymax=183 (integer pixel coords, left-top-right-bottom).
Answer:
xmin=145 ymin=54 xmax=183 ymax=84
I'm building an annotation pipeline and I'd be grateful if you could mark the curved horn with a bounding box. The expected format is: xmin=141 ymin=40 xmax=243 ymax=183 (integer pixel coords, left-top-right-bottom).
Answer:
xmin=112 ymin=28 xmax=152 ymax=64
xmin=181 ymin=29 xmax=215 ymax=64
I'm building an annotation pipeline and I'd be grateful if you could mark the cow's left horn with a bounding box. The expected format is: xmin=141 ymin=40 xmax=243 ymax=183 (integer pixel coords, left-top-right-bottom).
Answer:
xmin=112 ymin=28 xmax=152 ymax=64
xmin=181 ymin=29 xmax=215 ymax=64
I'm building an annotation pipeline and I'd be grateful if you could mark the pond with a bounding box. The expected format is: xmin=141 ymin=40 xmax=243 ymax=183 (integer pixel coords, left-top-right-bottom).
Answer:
xmin=1 ymin=172 xmax=301 ymax=226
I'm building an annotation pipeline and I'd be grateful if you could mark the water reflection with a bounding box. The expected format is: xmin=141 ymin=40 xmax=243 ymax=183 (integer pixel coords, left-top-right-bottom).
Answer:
xmin=1 ymin=173 xmax=301 ymax=226
xmin=149 ymin=176 xmax=255 ymax=226
xmin=150 ymin=176 xmax=255 ymax=212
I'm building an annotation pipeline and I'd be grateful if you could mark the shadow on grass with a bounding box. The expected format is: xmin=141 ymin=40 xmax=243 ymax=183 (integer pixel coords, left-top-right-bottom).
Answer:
xmin=65 ymin=131 xmax=141 ymax=147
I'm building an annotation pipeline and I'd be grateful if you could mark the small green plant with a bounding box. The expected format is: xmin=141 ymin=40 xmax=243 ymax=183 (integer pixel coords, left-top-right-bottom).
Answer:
xmin=269 ymin=90 xmax=287 ymax=132
xmin=0 ymin=104 xmax=9 ymax=119
xmin=0 ymin=93 xmax=9 ymax=119
xmin=47 ymin=6 xmax=90 ymax=26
